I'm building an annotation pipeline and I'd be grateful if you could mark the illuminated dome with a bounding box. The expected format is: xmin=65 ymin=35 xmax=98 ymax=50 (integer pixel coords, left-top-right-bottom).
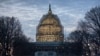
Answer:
xmin=36 ymin=4 xmax=64 ymax=42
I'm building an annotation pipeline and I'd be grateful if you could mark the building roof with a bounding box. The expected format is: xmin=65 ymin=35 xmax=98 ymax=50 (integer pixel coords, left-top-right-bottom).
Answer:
xmin=38 ymin=4 xmax=62 ymax=27
xmin=31 ymin=42 xmax=65 ymax=46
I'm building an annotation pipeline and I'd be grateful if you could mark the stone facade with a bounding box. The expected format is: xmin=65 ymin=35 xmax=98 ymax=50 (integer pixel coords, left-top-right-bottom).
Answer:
xmin=32 ymin=5 xmax=82 ymax=56
xmin=31 ymin=42 xmax=81 ymax=56
xmin=36 ymin=4 xmax=64 ymax=42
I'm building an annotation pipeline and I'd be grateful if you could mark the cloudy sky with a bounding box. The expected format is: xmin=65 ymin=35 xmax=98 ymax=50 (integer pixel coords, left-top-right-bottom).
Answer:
xmin=0 ymin=0 xmax=100 ymax=42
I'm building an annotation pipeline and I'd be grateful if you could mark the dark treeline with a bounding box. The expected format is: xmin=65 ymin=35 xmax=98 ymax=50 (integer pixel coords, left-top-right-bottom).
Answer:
xmin=0 ymin=16 xmax=33 ymax=56
xmin=67 ymin=6 xmax=100 ymax=56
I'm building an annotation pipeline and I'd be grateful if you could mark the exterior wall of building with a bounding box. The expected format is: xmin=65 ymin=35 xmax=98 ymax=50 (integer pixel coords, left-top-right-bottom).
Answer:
xmin=33 ymin=5 xmax=82 ymax=56
xmin=30 ymin=42 xmax=82 ymax=56
xmin=36 ymin=11 xmax=64 ymax=42
xmin=36 ymin=5 xmax=64 ymax=42
xmin=35 ymin=51 xmax=56 ymax=56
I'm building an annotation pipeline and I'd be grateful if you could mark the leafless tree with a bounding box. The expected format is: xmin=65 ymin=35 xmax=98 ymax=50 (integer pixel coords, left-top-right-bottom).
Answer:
xmin=78 ymin=21 xmax=94 ymax=56
xmin=0 ymin=16 xmax=27 ymax=56
xmin=84 ymin=6 xmax=100 ymax=55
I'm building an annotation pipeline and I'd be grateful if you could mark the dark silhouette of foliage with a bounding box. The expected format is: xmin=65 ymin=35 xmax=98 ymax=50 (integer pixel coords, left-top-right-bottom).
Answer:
xmin=85 ymin=7 xmax=100 ymax=52
xmin=67 ymin=6 xmax=100 ymax=56
xmin=0 ymin=16 xmax=30 ymax=56
xmin=81 ymin=6 xmax=100 ymax=56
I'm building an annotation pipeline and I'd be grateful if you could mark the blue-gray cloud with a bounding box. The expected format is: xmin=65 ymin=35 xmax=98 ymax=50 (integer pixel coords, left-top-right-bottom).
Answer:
xmin=0 ymin=0 xmax=100 ymax=42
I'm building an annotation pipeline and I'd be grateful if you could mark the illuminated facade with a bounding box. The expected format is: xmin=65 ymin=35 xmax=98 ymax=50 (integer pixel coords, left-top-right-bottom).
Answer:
xmin=30 ymin=5 xmax=82 ymax=56
xmin=36 ymin=4 xmax=64 ymax=42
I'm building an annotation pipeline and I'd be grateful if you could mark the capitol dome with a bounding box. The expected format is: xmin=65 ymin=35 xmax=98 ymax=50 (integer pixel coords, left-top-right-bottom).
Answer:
xmin=36 ymin=4 xmax=64 ymax=42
